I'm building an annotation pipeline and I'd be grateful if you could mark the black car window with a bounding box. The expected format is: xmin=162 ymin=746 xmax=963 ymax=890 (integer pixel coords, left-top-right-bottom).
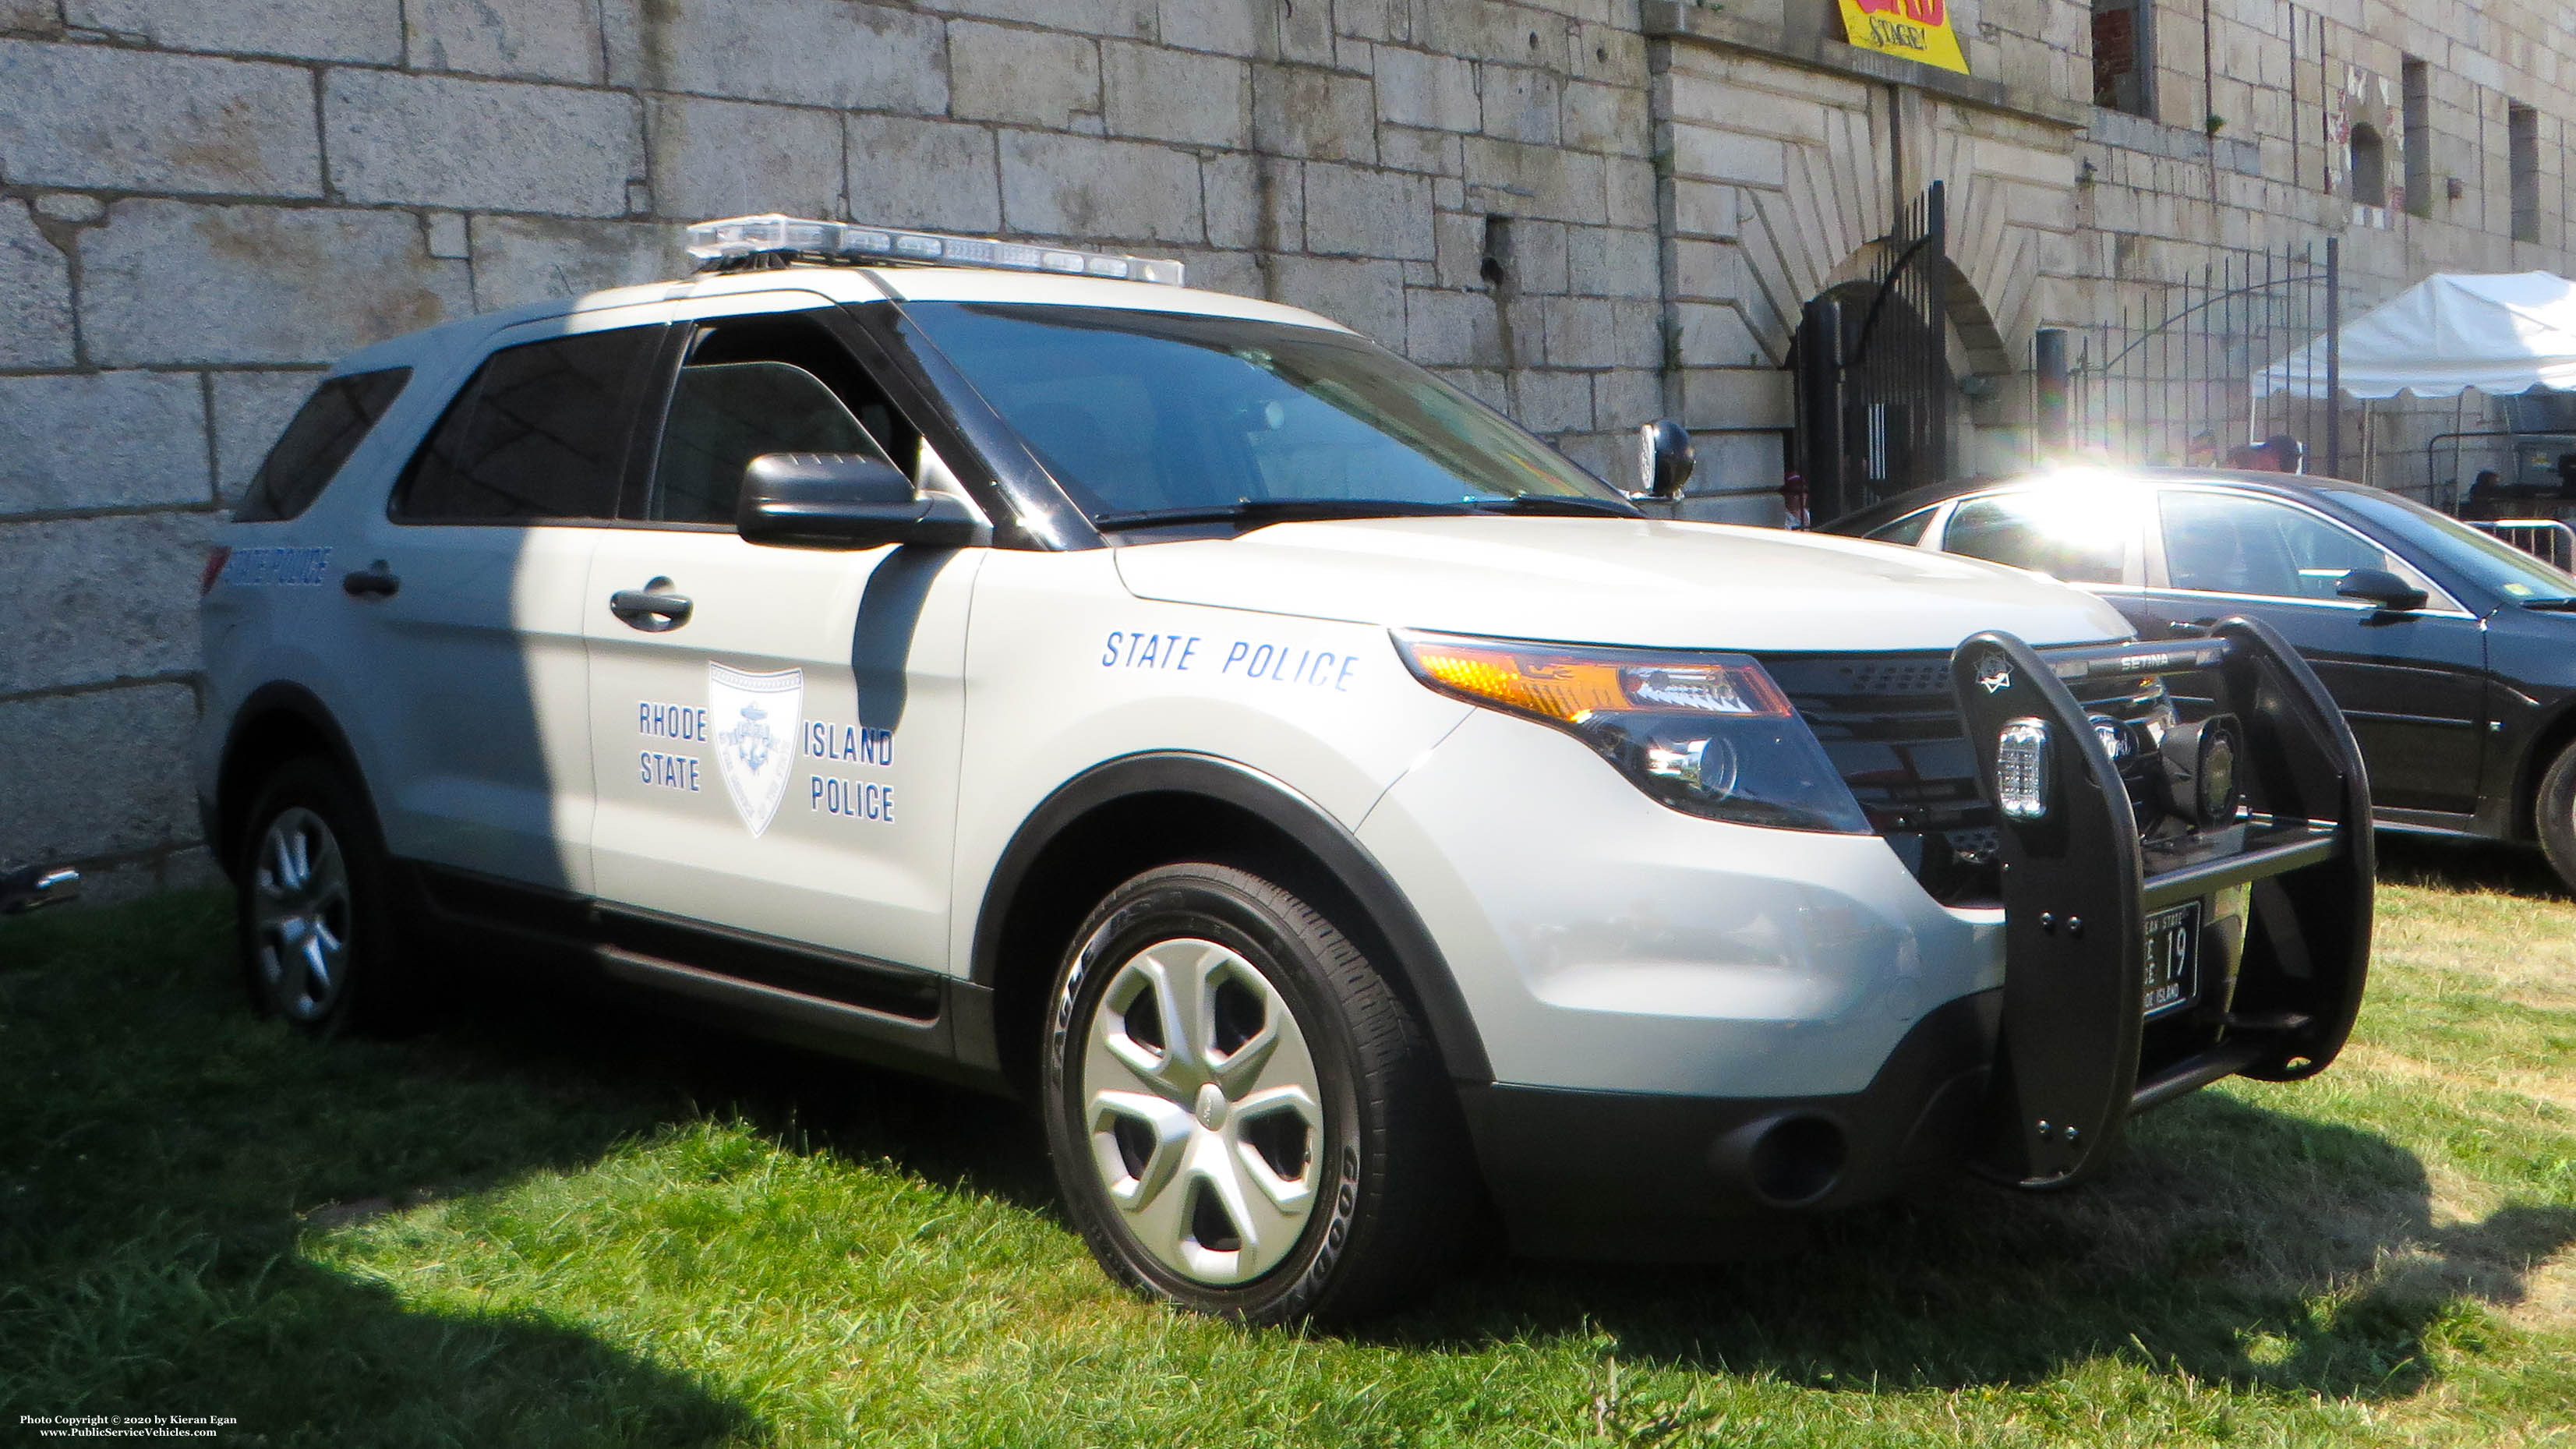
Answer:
xmin=2328 ymin=486 xmax=2576 ymax=604
xmin=2161 ymin=490 xmax=2419 ymax=601
xmin=393 ymin=327 xmax=655 ymax=523
xmin=1942 ymin=492 xmax=2129 ymax=584
xmin=644 ymin=311 xmax=917 ymax=525
xmin=232 ymin=369 xmax=411 ymax=522
xmin=1865 ymin=506 xmax=1937 ymax=546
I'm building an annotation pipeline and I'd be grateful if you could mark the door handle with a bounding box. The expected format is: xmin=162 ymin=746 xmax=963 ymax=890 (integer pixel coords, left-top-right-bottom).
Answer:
xmin=341 ymin=560 xmax=399 ymax=598
xmin=610 ymin=578 xmax=692 ymax=631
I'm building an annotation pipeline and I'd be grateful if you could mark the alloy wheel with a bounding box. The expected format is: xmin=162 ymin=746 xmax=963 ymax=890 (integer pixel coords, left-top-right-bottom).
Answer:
xmin=249 ymin=806 xmax=352 ymax=1023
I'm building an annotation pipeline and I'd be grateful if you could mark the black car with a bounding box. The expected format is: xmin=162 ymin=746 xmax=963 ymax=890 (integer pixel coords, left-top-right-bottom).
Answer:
xmin=1827 ymin=467 xmax=2576 ymax=889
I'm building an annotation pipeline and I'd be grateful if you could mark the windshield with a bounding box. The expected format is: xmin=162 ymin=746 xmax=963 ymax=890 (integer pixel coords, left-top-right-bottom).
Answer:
xmin=2327 ymin=486 xmax=2576 ymax=603
xmin=900 ymin=302 xmax=1621 ymax=523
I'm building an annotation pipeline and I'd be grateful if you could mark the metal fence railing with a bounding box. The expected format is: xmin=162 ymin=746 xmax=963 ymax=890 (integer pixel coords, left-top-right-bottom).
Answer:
xmin=2471 ymin=519 xmax=2576 ymax=571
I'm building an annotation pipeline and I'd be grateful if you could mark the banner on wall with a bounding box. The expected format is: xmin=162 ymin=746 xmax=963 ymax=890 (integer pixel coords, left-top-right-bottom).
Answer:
xmin=1836 ymin=0 xmax=1971 ymax=75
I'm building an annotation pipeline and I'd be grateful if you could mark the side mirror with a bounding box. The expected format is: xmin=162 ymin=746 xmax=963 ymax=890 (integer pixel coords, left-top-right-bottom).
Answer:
xmin=1631 ymin=419 xmax=1695 ymax=501
xmin=2337 ymin=566 xmax=2427 ymax=613
xmin=737 ymin=453 xmax=985 ymax=550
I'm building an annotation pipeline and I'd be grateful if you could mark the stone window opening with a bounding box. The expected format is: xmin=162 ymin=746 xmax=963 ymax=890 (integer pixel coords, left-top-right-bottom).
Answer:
xmin=2403 ymin=58 xmax=2433 ymax=218
xmin=2510 ymin=103 xmax=2541 ymax=243
xmin=2348 ymin=123 xmax=2387 ymax=208
xmin=2090 ymin=0 xmax=2154 ymax=118
xmin=1479 ymin=215 xmax=1514 ymax=290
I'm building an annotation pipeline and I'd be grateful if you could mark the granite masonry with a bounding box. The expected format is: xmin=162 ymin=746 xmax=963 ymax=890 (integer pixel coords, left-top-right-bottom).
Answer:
xmin=5 ymin=0 xmax=2576 ymax=896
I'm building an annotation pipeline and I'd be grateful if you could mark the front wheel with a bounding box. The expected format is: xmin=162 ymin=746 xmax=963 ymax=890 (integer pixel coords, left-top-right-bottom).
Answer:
xmin=1041 ymin=863 xmax=1468 ymax=1324
xmin=2537 ymin=739 xmax=2576 ymax=896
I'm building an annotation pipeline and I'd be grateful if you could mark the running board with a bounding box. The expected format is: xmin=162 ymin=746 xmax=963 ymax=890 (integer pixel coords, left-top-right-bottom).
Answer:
xmin=598 ymin=946 xmax=945 ymax=1054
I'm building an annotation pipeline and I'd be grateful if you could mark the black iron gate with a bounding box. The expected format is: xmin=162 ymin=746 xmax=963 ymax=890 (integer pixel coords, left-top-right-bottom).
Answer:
xmin=2040 ymin=238 xmax=2344 ymax=479
xmin=1793 ymin=181 xmax=1953 ymax=522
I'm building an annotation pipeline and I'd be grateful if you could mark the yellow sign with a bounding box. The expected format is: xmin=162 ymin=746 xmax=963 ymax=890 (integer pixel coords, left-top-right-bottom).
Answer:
xmin=1836 ymin=0 xmax=1970 ymax=74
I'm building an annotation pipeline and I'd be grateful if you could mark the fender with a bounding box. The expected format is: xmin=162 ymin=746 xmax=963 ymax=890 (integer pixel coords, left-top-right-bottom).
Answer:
xmin=969 ymin=751 xmax=1494 ymax=1084
xmin=214 ymin=681 xmax=381 ymax=860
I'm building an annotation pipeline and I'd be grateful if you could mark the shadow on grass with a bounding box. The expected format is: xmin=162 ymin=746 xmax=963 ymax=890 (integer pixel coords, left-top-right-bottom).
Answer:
xmin=0 ymin=892 xmax=758 ymax=1447
xmin=1382 ymin=1090 xmax=2576 ymax=1401
xmin=2376 ymin=829 xmax=2569 ymax=900
xmin=13 ymin=882 xmax=2563 ymax=1430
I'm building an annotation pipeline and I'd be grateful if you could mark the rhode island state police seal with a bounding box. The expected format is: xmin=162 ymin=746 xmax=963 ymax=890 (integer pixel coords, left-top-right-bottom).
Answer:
xmin=708 ymin=661 xmax=803 ymax=836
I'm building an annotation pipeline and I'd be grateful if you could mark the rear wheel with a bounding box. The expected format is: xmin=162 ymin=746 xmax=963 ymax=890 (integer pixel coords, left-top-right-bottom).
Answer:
xmin=2536 ymin=740 xmax=2576 ymax=896
xmin=1041 ymin=863 xmax=1467 ymax=1324
xmin=233 ymin=757 xmax=421 ymax=1035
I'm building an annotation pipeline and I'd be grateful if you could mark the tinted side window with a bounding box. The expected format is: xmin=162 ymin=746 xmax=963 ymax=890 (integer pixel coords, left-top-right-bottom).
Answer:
xmin=645 ymin=313 xmax=918 ymax=525
xmin=232 ymin=369 xmax=411 ymax=522
xmin=1865 ymin=506 xmax=1936 ymax=546
xmin=2161 ymin=490 xmax=2416 ymax=600
xmin=1943 ymin=493 xmax=2129 ymax=584
xmin=394 ymin=328 xmax=653 ymax=522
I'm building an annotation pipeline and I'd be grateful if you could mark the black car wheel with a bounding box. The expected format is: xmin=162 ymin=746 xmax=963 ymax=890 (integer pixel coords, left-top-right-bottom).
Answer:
xmin=2535 ymin=740 xmax=2576 ymax=896
xmin=1041 ymin=862 xmax=1468 ymax=1324
xmin=232 ymin=757 xmax=425 ymax=1035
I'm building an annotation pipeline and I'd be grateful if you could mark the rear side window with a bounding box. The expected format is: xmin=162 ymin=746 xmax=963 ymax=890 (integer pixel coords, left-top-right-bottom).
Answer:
xmin=231 ymin=369 xmax=411 ymax=523
xmin=1944 ymin=492 xmax=2132 ymax=585
xmin=393 ymin=327 xmax=655 ymax=523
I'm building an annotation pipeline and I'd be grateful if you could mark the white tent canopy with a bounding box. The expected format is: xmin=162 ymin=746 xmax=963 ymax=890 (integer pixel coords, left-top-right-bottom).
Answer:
xmin=2256 ymin=270 xmax=2576 ymax=399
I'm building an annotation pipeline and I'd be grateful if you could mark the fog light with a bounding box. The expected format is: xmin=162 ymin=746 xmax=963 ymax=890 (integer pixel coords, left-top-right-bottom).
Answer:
xmin=1996 ymin=718 xmax=2051 ymax=821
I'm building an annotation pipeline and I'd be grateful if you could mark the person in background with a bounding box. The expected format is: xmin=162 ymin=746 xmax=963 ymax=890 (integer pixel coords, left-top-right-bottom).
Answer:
xmin=2464 ymin=469 xmax=2506 ymax=520
xmin=2263 ymin=433 xmax=2307 ymax=474
xmin=2227 ymin=442 xmax=2277 ymax=471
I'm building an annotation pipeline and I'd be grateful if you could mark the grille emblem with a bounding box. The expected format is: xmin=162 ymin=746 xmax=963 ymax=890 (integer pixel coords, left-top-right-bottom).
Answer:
xmin=1974 ymin=654 xmax=2014 ymax=694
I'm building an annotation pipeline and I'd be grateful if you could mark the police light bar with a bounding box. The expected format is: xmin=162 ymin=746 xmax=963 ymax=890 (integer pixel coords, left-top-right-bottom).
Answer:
xmin=684 ymin=214 xmax=1186 ymax=286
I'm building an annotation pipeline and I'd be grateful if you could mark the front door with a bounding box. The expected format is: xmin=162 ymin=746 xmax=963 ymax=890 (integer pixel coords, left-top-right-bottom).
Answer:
xmin=582 ymin=295 xmax=981 ymax=973
xmin=2143 ymin=486 xmax=2488 ymax=815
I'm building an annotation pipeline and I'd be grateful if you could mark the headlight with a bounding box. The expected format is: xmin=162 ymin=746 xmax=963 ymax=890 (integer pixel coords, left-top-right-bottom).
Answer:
xmin=1393 ymin=630 xmax=1871 ymax=832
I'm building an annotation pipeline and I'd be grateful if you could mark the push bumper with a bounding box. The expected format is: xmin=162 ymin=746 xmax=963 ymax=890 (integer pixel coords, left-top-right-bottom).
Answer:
xmin=1439 ymin=616 xmax=2370 ymax=1258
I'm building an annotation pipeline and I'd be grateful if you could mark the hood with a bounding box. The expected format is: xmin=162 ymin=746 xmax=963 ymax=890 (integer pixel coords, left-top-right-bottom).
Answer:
xmin=1113 ymin=516 xmax=2134 ymax=653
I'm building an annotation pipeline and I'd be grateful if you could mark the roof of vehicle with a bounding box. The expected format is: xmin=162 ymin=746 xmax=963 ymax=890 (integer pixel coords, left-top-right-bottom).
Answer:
xmin=327 ymin=262 xmax=1352 ymax=378
xmin=1818 ymin=465 xmax=2398 ymax=537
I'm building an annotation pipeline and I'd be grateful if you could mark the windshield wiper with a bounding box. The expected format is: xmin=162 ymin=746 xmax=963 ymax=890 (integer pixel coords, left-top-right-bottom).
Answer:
xmin=1090 ymin=499 xmax=1473 ymax=530
xmin=1468 ymin=493 xmax=1643 ymax=518
xmin=2519 ymin=596 xmax=2576 ymax=610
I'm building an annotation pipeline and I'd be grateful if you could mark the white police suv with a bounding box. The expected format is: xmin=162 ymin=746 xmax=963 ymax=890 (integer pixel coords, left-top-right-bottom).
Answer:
xmin=196 ymin=215 xmax=2376 ymax=1322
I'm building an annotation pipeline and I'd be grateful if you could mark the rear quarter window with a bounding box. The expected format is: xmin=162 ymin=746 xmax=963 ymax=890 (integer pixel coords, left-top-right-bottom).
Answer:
xmin=230 ymin=369 xmax=412 ymax=523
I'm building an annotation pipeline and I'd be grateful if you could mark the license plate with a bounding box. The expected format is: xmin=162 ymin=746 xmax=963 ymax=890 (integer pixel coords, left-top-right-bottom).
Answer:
xmin=2143 ymin=902 xmax=2201 ymax=1019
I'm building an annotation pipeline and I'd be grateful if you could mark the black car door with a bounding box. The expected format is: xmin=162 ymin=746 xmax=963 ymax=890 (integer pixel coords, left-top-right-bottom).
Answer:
xmin=2141 ymin=486 xmax=2487 ymax=815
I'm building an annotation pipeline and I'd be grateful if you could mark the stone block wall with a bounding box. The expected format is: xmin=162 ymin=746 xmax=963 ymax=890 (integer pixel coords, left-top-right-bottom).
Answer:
xmin=9 ymin=0 xmax=2576 ymax=897
xmin=0 ymin=0 xmax=1661 ymax=896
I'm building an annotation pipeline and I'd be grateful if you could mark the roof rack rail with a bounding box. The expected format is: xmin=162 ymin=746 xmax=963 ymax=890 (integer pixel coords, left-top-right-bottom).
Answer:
xmin=684 ymin=214 xmax=1186 ymax=286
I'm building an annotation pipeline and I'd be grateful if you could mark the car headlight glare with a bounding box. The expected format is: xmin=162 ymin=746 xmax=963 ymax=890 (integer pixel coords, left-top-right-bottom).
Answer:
xmin=1394 ymin=631 xmax=1869 ymax=832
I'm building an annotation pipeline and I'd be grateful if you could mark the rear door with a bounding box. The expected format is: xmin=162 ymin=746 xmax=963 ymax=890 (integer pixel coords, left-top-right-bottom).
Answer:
xmin=581 ymin=294 xmax=983 ymax=972
xmin=2141 ymin=486 xmax=2487 ymax=814
xmin=338 ymin=313 xmax=663 ymax=894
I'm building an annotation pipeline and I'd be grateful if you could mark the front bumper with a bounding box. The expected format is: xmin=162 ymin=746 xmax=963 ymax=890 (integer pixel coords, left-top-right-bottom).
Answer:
xmin=1366 ymin=617 xmax=2369 ymax=1257
xmin=1458 ymin=988 xmax=2002 ymax=1260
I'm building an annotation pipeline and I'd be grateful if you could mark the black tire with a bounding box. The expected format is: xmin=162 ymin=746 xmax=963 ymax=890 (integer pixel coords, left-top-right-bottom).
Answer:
xmin=231 ymin=755 xmax=423 ymax=1036
xmin=2537 ymin=739 xmax=2576 ymax=896
xmin=1041 ymin=862 xmax=1468 ymax=1324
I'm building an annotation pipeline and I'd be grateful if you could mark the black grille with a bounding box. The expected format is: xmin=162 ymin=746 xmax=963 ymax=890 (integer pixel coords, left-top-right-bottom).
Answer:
xmin=1761 ymin=652 xmax=2168 ymax=907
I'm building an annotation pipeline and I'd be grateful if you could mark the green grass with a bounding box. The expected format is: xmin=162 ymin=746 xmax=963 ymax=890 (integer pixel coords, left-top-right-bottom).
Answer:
xmin=3 ymin=839 xmax=2571 ymax=1447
